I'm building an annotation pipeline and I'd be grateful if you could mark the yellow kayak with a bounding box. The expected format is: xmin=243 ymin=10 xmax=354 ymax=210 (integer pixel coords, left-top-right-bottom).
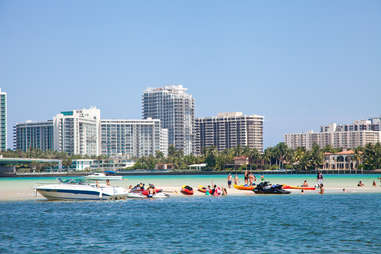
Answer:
xmin=233 ymin=184 xmax=255 ymax=191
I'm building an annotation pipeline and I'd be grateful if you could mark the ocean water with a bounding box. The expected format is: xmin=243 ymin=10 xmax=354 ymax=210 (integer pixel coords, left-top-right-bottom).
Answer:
xmin=1 ymin=194 xmax=381 ymax=253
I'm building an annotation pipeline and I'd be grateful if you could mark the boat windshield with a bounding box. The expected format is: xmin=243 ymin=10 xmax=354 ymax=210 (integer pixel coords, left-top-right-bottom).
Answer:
xmin=58 ymin=178 xmax=86 ymax=184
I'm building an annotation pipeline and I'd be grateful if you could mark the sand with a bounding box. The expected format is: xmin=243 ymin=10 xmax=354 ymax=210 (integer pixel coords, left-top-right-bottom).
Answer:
xmin=1 ymin=175 xmax=381 ymax=201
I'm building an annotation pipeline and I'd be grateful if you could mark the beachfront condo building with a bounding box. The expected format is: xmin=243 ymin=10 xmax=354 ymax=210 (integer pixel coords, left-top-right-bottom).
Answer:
xmin=100 ymin=119 xmax=168 ymax=158
xmin=14 ymin=121 xmax=54 ymax=152
xmin=194 ymin=112 xmax=264 ymax=154
xmin=142 ymin=85 xmax=194 ymax=155
xmin=53 ymin=107 xmax=101 ymax=156
xmin=285 ymin=119 xmax=381 ymax=150
xmin=0 ymin=89 xmax=7 ymax=151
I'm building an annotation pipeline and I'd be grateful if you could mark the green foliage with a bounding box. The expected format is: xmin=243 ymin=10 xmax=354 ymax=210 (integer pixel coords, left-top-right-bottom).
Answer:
xmin=6 ymin=142 xmax=381 ymax=171
xmin=361 ymin=143 xmax=381 ymax=170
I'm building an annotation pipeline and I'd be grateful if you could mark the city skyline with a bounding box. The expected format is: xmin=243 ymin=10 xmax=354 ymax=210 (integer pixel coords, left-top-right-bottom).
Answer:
xmin=1 ymin=1 xmax=381 ymax=148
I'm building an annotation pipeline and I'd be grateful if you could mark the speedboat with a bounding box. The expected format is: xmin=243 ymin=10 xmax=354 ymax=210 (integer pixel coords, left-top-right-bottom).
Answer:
xmin=253 ymin=181 xmax=291 ymax=194
xmin=84 ymin=172 xmax=123 ymax=181
xmin=35 ymin=178 xmax=129 ymax=201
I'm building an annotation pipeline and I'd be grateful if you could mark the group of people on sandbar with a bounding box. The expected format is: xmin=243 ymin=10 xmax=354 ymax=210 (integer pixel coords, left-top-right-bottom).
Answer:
xmin=205 ymin=185 xmax=228 ymax=196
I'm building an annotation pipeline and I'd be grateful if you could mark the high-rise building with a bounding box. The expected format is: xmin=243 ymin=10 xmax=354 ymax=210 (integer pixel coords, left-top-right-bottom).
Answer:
xmin=194 ymin=112 xmax=264 ymax=154
xmin=100 ymin=119 xmax=168 ymax=158
xmin=369 ymin=117 xmax=381 ymax=131
xmin=14 ymin=121 xmax=54 ymax=152
xmin=53 ymin=107 xmax=101 ymax=156
xmin=142 ymin=85 xmax=194 ymax=155
xmin=285 ymin=119 xmax=381 ymax=150
xmin=0 ymin=89 xmax=7 ymax=151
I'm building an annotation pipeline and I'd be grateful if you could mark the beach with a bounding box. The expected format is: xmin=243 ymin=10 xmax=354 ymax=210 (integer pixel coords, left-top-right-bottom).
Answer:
xmin=1 ymin=174 xmax=381 ymax=201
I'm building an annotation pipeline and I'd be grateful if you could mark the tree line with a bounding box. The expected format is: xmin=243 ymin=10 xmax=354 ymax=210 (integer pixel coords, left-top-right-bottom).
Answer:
xmin=2 ymin=142 xmax=381 ymax=171
xmin=131 ymin=142 xmax=381 ymax=171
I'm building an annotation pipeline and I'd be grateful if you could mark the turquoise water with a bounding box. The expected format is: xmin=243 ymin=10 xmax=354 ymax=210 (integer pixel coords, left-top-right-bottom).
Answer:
xmin=1 ymin=194 xmax=381 ymax=253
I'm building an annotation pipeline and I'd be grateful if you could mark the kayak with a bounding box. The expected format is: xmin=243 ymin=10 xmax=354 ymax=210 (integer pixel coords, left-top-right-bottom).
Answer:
xmin=233 ymin=184 xmax=255 ymax=191
xmin=198 ymin=185 xmax=207 ymax=193
xmin=282 ymin=185 xmax=316 ymax=190
xmin=181 ymin=185 xmax=194 ymax=195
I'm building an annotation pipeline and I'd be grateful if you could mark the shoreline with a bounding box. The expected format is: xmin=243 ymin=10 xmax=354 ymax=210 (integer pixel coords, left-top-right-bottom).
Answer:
xmin=1 ymin=173 xmax=381 ymax=201
xmin=1 ymin=186 xmax=381 ymax=202
xmin=2 ymin=169 xmax=381 ymax=178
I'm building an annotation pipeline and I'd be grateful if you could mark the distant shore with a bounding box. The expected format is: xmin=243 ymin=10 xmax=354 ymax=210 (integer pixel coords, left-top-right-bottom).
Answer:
xmin=1 ymin=169 xmax=381 ymax=178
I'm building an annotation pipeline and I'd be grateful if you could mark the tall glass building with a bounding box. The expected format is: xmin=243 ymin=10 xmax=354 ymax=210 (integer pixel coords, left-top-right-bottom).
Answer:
xmin=14 ymin=121 xmax=54 ymax=152
xmin=0 ymin=89 xmax=7 ymax=151
xmin=142 ymin=85 xmax=194 ymax=155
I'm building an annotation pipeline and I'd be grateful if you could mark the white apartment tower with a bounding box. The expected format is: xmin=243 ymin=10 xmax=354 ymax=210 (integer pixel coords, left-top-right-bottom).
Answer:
xmin=285 ymin=119 xmax=381 ymax=150
xmin=0 ymin=89 xmax=7 ymax=151
xmin=142 ymin=85 xmax=194 ymax=155
xmin=53 ymin=107 xmax=101 ymax=156
xmin=195 ymin=112 xmax=264 ymax=154
xmin=100 ymin=119 xmax=168 ymax=158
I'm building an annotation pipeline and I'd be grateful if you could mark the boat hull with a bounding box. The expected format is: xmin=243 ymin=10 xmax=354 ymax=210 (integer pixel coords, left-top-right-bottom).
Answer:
xmin=36 ymin=184 xmax=128 ymax=201
xmin=37 ymin=189 xmax=110 ymax=200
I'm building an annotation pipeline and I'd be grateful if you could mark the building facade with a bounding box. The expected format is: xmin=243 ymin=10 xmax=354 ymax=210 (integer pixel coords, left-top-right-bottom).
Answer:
xmin=100 ymin=119 xmax=168 ymax=158
xmin=323 ymin=150 xmax=360 ymax=170
xmin=142 ymin=85 xmax=194 ymax=155
xmin=285 ymin=119 xmax=381 ymax=150
xmin=0 ymin=89 xmax=7 ymax=151
xmin=194 ymin=112 xmax=264 ymax=154
xmin=14 ymin=121 xmax=54 ymax=152
xmin=53 ymin=107 xmax=101 ymax=156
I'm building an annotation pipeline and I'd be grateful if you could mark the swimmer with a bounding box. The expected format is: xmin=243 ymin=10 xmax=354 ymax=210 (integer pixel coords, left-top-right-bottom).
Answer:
xmin=357 ymin=180 xmax=364 ymax=187
xmin=319 ymin=184 xmax=324 ymax=194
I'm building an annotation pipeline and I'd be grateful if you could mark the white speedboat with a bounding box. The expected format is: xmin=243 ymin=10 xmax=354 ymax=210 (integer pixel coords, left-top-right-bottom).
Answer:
xmin=84 ymin=172 xmax=123 ymax=181
xmin=35 ymin=178 xmax=128 ymax=201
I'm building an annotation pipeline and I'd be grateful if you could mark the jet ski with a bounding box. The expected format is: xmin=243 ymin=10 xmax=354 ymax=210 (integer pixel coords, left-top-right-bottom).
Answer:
xmin=127 ymin=192 xmax=169 ymax=199
xmin=253 ymin=181 xmax=291 ymax=194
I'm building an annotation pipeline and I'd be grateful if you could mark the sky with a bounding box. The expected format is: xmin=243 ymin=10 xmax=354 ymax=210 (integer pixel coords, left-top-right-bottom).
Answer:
xmin=1 ymin=0 xmax=380 ymax=148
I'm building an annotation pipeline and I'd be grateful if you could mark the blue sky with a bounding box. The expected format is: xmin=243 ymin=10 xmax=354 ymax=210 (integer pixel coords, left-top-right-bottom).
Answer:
xmin=1 ymin=0 xmax=380 ymax=148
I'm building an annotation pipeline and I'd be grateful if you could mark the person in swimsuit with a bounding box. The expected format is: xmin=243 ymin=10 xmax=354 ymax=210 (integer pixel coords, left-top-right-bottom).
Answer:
xmin=317 ymin=172 xmax=323 ymax=185
xmin=234 ymin=174 xmax=239 ymax=185
xmin=244 ymin=170 xmax=248 ymax=185
xmin=248 ymin=171 xmax=254 ymax=186
xmin=357 ymin=180 xmax=364 ymax=187
xmin=227 ymin=173 xmax=232 ymax=188
xmin=319 ymin=184 xmax=324 ymax=194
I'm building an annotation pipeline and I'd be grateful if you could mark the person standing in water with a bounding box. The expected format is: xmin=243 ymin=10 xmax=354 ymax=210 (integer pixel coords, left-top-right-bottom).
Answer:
xmin=234 ymin=174 xmax=239 ymax=185
xmin=244 ymin=169 xmax=249 ymax=185
xmin=227 ymin=173 xmax=232 ymax=188
xmin=319 ymin=184 xmax=324 ymax=194
xmin=317 ymin=172 xmax=323 ymax=186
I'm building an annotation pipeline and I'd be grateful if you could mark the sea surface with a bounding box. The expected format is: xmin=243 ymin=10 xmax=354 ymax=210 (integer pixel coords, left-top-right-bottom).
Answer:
xmin=1 ymin=194 xmax=381 ymax=253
